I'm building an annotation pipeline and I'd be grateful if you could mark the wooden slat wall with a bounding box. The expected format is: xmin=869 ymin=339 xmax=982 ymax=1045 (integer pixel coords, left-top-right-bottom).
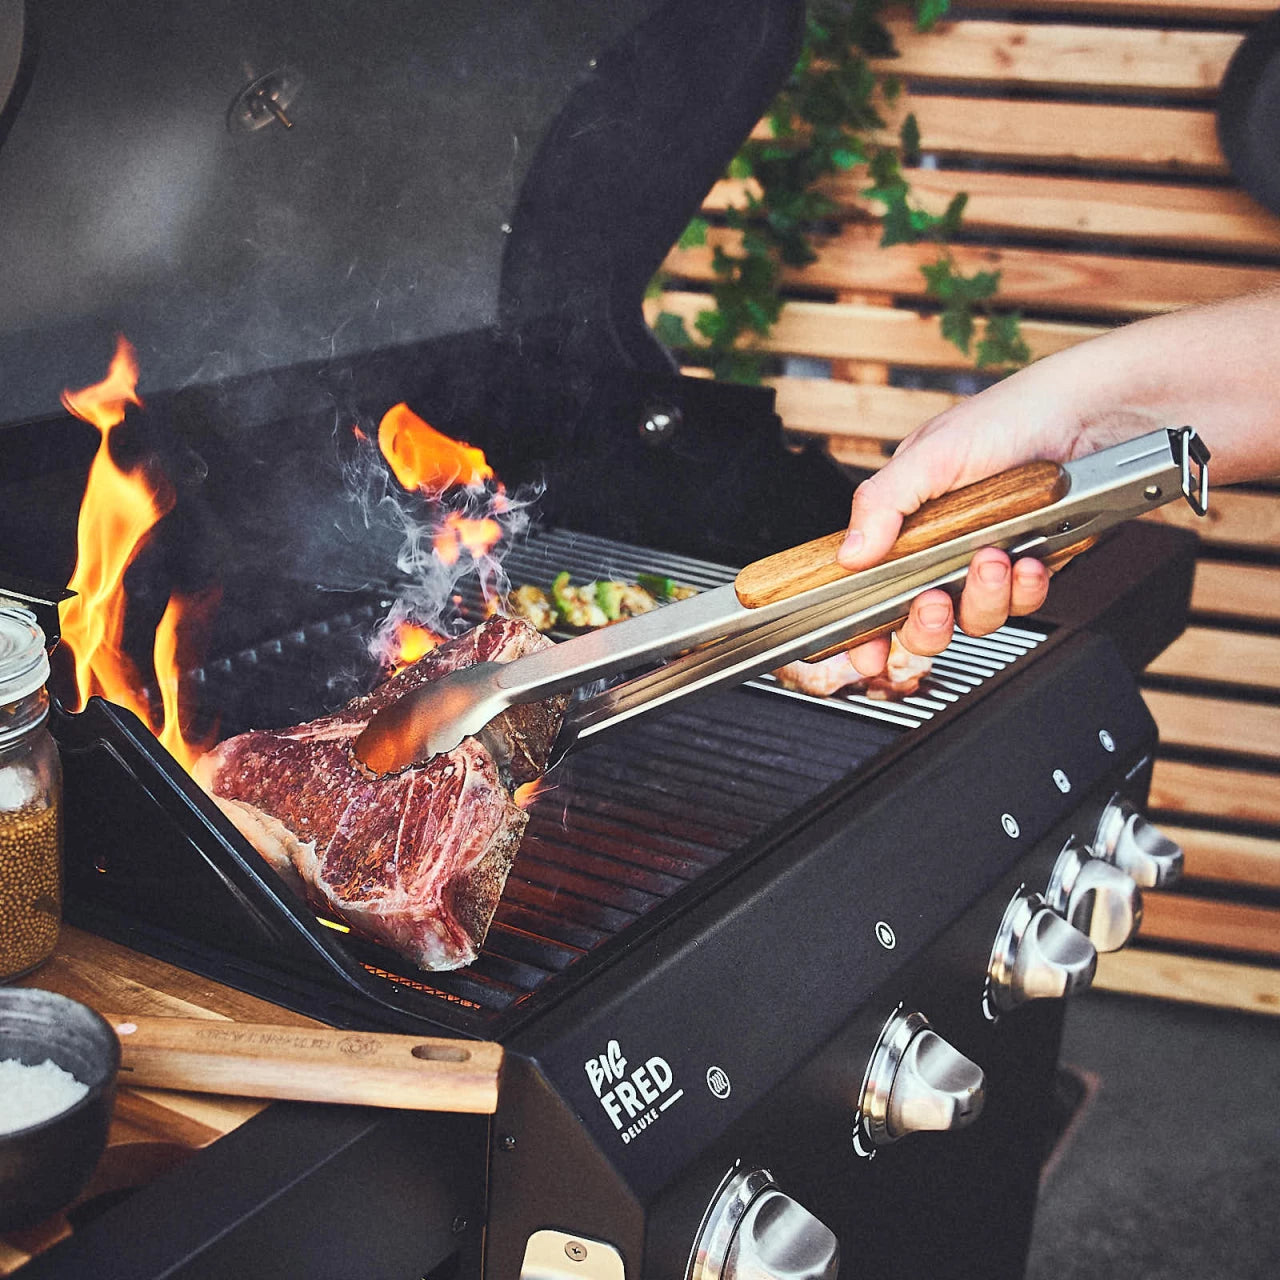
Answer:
xmin=658 ymin=0 xmax=1280 ymax=1015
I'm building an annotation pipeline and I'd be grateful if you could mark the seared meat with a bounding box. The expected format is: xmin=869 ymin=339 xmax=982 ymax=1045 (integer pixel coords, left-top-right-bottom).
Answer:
xmin=194 ymin=618 xmax=561 ymax=971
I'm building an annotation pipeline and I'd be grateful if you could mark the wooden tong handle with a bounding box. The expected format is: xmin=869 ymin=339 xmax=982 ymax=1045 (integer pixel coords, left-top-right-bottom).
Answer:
xmin=735 ymin=460 xmax=1070 ymax=608
xmin=105 ymin=1014 xmax=503 ymax=1114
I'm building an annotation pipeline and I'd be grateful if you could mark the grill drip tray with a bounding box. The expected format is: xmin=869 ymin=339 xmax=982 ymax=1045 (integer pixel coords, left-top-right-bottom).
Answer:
xmin=54 ymin=530 xmax=1047 ymax=1036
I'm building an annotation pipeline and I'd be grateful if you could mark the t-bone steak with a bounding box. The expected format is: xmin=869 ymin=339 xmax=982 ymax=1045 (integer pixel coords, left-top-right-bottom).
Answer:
xmin=193 ymin=617 xmax=563 ymax=970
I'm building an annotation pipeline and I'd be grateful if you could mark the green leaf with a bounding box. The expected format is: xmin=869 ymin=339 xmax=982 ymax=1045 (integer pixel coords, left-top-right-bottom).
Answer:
xmin=940 ymin=192 xmax=968 ymax=237
xmin=975 ymin=312 xmax=1031 ymax=368
xmin=914 ymin=0 xmax=951 ymax=33
xmin=899 ymin=113 xmax=922 ymax=165
xmin=677 ymin=218 xmax=709 ymax=250
xmin=652 ymin=311 xmax=694 ymax=349
xmin=940 ymin=306 xmax=974 ymax=354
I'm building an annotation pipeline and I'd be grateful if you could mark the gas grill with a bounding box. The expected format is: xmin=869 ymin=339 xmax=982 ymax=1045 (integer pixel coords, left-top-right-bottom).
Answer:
xmin=0 ymin=1 xmax=1200 ymax=1277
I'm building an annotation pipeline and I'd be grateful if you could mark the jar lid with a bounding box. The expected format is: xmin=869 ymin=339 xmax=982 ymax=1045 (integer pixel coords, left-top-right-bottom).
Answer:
xmin=0 ymin=607 xmax=51 ymax=704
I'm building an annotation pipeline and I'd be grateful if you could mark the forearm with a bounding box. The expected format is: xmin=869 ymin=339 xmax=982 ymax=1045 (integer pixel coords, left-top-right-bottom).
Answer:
xmin=1019 ymin=288 xmax=1280 ymax=486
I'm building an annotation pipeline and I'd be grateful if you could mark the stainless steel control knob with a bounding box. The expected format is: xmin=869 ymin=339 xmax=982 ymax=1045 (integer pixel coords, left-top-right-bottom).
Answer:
xmin=987 ymin=892 xmax=1097 ymax=1016
xmin=689 ymin=1167 xmax=838 ymax=1280
xmin=1093 ymin=793 xmax=1183 ymax=888
xmin=1045 ymin=837 xmax=1143 ymax=952
xmin=725 ymin=1188 xmax=840 ymax=1280
xmin=858 ymin=1010 xmax=985 ymax=1148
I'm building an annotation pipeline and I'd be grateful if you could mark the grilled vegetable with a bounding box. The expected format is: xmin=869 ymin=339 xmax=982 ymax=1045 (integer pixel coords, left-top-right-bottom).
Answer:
xmin=595 ymin=580 xmax=624 ymax=621
xmin=505 ymin=573 xmax=697 ymax=632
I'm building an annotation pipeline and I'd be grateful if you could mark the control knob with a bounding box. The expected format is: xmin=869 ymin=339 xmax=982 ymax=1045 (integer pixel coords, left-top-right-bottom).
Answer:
xmin=857 ymin=1010 xmax=985 ymax=1149
xmin=986 ymin=892 xmax=1096 ymax=1017
xmin=1044 ymin=837 xmax=1143 ymax=952
xmin=688 ymin=1167 xmax=838 ymax=1280
xmin=1092 ymin=793 xmax=1183 ymax=888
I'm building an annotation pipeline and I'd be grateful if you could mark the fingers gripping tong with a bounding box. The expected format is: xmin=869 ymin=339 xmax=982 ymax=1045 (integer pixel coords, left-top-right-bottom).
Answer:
xmin=354 ymin=428 xmax=1210 ymax=775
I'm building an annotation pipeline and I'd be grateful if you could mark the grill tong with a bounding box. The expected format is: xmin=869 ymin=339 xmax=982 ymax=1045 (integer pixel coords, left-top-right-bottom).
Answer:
xmin=354 ymin=427 xmax=1209 ymax=774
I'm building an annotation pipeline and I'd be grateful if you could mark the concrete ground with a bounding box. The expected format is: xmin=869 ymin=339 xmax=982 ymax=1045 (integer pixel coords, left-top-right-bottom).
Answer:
xmin=1026 ymin=992 xmax=1280 ymax=1280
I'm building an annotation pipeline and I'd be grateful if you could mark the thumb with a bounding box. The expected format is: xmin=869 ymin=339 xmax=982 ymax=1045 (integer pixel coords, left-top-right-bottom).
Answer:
xmin=836 ymin=497 xmax=905 ymax=571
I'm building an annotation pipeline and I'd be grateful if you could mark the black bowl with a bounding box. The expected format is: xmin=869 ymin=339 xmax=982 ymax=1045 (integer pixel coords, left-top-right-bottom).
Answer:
xmin=0 ymin=988 xmax=120 ymax=1233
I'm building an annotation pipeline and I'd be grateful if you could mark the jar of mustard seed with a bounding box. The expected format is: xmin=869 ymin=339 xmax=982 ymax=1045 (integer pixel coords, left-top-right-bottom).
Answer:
xmin=0 ymin=607 xmax=62 ymax=981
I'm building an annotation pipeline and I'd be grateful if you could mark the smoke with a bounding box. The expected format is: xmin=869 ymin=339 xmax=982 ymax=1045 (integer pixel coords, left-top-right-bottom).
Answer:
xmin=341 ymin=423 xmax=542 ymax=671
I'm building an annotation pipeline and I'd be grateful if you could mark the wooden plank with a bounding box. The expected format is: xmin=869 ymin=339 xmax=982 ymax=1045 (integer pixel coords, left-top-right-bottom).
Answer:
xmin=1149 ymin=756 xmax=1280 ymax=825
xmin=1006 ymin=0 xmax=1273 ymax=20
xmin=876 ymin=17 xmax=1240 ymax=96
xmin=1143 ymin=488 xmax=1280 ymax=549
xmin=1143 ymin=688 xmax=1280 ymax=759
xmin=769 ymin=376 xmax=957 ymax=443
xmin=704 ymin=170 xmax=1280 ymax=256
xmin=656 ymin=291 xmax=1104 ymax=366
xmin=753 ymin=96 xmax=1229 ymax=171
xmin=1163 ymin=824 xmax=1280 ymax=888
xmin=1191 ymin=561 xmax=1280 ymax=623
xmin=1147 ymin=627 xmax=1280 ymax=689
xmin=1093 ymin=949 xmax=1280 ymax=1016
xmin=664 ymin=227 xmax=1280 ymax=317
xmin=1137 ymin=892 xmax=1280 ymax=956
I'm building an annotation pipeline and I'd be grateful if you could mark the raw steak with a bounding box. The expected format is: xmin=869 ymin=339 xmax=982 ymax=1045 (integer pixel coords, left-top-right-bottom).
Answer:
xmin=193 ymin=617 xmax=562 ymax=970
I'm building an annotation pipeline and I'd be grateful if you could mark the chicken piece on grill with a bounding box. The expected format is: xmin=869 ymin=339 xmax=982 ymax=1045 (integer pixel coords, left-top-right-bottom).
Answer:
xmin=194 ymin=618 xmax=563 ymax=971
xmin=771 ymin=633 xmax=933 ymax=699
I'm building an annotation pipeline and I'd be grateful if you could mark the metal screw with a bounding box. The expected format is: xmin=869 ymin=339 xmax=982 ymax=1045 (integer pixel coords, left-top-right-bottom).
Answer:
xmin=499 ymin=1134 xmax=517 ymax=1151
xmin=1144 ymin=484 xmax=1161 ymax=500
xmin=500 ymin=222 xmax=513 ymax=235
xmin=450 ymin=1217 xmax=468 ymax=1235
xmin=565 ymin=1241 xmax=589 ymax=1263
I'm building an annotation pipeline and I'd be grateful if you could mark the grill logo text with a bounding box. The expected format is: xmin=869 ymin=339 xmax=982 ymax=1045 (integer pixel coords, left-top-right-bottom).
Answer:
xmin=585 ymin=1038 xmax=683 ymax=1143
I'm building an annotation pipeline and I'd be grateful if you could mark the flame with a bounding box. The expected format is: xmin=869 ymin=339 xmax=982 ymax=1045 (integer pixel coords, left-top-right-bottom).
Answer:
xmin=385 ymin=621 xmax=444 ymax=676
xmin=57 ymin=336 xmax=214 ymax=770
xmin=432 ymin=513 xmax=503 ymax=567
xmin=377 ymin=402 xmax=493 ymax=493
xmin=513 ymin=779 xmax=545 ymax=809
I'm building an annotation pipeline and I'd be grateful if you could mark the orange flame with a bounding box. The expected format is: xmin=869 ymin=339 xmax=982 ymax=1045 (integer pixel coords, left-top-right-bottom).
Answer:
xmin=377 ymin=402 xmax=493 ymax=493
xmin=57 ymin=336 xmax=214 ymax=770
xmin=386 ymin=621 xmax=443 ymax=675
xmin=514 ymin=779 xmax=546 ymax=809
xmin=432 ymin=513 xmax=503 ymax=567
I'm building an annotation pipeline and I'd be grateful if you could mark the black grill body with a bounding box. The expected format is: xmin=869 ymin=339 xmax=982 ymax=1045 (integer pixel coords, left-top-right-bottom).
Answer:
xmin=0 ymin=0 xmax=1201 ymax=1275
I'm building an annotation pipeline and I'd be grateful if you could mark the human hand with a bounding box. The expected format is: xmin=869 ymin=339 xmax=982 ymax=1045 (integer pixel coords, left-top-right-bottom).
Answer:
xmin=833 ymin=361 xmax=1116 ymax=677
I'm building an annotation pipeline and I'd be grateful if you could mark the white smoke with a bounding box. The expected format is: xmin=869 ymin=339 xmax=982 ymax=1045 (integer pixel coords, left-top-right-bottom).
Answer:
xmin=341 ymin=422 xmax=542 ymax=671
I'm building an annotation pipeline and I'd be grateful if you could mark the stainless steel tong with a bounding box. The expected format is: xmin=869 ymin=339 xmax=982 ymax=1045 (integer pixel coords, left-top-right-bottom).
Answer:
xmin=353 ymin=427 xmax=1210 ymax=774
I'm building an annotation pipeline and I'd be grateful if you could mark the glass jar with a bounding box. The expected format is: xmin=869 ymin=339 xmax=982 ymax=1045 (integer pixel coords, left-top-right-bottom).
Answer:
xmin=0 ymin=607 xmax=62 ymax=982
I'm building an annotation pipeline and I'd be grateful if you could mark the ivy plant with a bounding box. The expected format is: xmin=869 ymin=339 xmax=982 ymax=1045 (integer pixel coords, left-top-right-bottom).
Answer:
xmin=651 ymin=0 xmax=1030 ymax=383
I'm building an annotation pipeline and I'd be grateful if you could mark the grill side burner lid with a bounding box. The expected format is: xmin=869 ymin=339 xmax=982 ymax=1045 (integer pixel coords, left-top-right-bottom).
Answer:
xmin=0 ymin=0 xmax=804 ymax=424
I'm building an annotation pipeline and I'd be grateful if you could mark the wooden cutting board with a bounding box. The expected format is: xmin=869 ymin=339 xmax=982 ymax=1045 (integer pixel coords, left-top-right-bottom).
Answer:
xmin=1 ymin=925 xmax=321 ymax=1275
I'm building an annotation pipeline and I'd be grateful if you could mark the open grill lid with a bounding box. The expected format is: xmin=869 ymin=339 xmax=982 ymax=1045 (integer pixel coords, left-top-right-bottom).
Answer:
xmin=0 ymin=0 xmax=803 ymax=424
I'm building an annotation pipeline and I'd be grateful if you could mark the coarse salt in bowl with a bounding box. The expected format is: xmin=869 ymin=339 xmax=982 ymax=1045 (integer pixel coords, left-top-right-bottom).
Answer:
xmin=0 ymin=1058 xmax=90 ymax=1134
xmin=0 ymin=988 xmax=120 ymax=1232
